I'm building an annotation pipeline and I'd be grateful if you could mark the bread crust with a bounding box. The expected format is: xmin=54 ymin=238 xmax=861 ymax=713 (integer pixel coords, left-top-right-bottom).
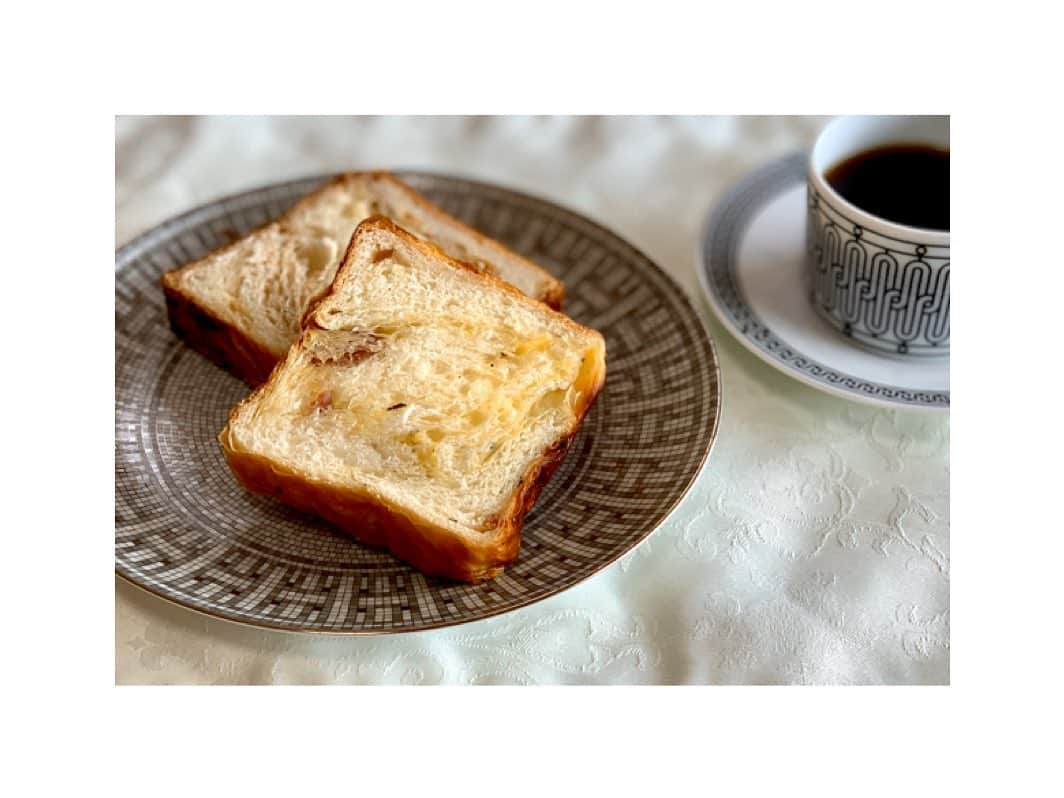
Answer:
xmin=220 ymin=216 xmax=605 ymax=582
xmin=220 ymin=442 xmax=505 ymax=582
xmin=161 ymin=172 xmax=564 ymax=387
xmin=162 ymin=274 xmax=281 ymax=386
xmin=220 ymin=377 xmax=601 ymax=583
xmin=310 ymin=216 xmax=590 ymax=343
xmin=365 ymin=172 xmax=565 ymax=310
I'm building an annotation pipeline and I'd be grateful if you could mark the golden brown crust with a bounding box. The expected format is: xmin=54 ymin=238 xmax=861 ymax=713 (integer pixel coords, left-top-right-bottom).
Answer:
xmin=161 ymin=274 xmax=281 ymax=386
xmin=311 ymin=216 xmax=586 ymax=344
xmin=537 ymin=281 xmax=566 ymax=310
xmin=370 ymin=173 xmax=565 ymax=310
xmin=161 ymin=172 xmax=564 ymax=387
xmin=220 ymin=442 xmax=511 ymax=582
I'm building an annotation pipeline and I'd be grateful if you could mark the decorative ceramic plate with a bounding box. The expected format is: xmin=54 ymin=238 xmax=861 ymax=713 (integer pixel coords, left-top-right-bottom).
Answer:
xmin=697 ymin=153 xmax=949 ymax=412
xmin=115 ymin=173 xmax=722 ymax=634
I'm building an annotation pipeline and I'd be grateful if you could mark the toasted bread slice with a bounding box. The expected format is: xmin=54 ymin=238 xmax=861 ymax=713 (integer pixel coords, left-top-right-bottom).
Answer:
xmin=220 ymin=217 xmax=605 ymax=583
xmin=163 ymin=172 xmax=564 ymax=385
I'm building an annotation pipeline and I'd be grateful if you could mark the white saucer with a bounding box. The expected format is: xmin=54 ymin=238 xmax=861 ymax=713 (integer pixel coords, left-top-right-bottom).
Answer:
xmin=697 ymin=154 xmax=949 ymax=412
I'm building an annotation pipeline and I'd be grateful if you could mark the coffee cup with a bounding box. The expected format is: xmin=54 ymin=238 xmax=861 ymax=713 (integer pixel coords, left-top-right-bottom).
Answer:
xmin=806 ymin=115 xmax=949 ymax=357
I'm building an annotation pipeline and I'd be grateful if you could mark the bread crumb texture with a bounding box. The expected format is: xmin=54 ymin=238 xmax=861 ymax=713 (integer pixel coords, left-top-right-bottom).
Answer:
xmin=227 ymin=227 xmax=603 ymax=536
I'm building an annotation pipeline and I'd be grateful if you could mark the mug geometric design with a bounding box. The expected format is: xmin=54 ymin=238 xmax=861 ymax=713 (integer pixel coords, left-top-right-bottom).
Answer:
xmin=699 ymin=152 xmax=948 ymax=409
xmin=806 ymin=187 xmax=949 ymax=357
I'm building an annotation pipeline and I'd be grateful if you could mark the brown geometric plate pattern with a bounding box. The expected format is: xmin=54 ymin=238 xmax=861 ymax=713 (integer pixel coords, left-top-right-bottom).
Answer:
xmin=115 ymin=174 xmax=722 ymax=634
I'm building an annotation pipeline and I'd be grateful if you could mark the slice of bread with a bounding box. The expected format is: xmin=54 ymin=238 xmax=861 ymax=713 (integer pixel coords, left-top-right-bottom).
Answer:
xmin=220 ymin=217 xmax=606 ymax=583
xmin=163 ymin=172 xmax=565 ymax=385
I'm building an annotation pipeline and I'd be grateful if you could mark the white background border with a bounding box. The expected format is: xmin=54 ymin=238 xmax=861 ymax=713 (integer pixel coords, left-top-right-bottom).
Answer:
xmin=6 ymin=0 xmax=1058 ymax=793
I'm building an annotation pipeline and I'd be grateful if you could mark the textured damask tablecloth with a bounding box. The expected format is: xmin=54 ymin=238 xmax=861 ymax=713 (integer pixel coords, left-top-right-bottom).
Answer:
xmin=115 ymin=116 xmax=949 ymax=684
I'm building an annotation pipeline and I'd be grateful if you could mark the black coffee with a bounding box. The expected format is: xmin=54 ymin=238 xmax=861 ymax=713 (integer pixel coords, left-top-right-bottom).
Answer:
xmin=825 ymin=145 xmax=949 ymax=231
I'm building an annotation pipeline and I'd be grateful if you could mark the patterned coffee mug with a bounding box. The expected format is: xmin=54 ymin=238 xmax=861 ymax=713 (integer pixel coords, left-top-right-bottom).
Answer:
xmin=806 ymin=116 xmax=949 ymax=357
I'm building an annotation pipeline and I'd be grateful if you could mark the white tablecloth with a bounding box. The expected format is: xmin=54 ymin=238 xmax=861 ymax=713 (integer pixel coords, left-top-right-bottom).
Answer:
xmin=115 ymin=116 xmax=949 ymax=684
